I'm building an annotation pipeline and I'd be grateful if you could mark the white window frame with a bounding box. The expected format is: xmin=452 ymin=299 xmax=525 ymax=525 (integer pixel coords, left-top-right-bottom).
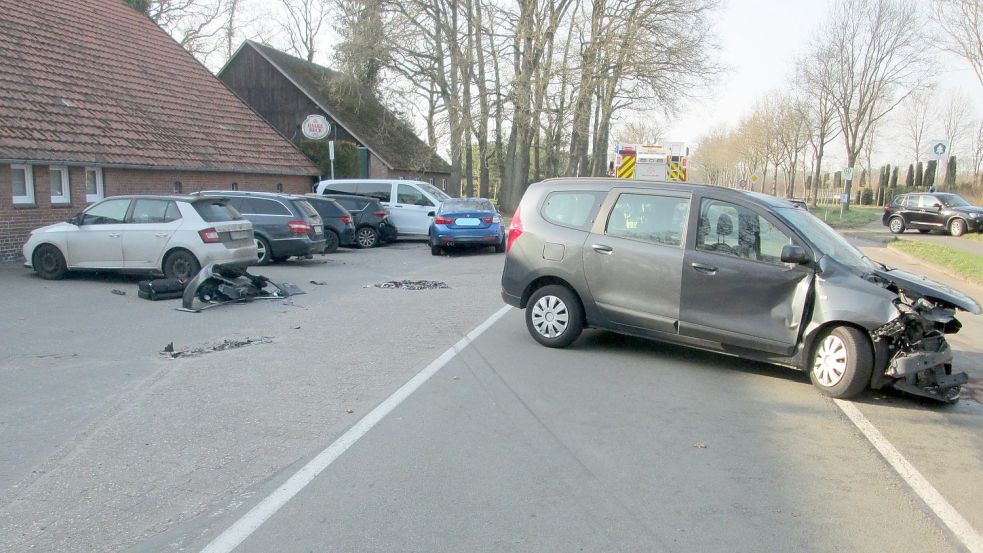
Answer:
xmin=11 ymin=164 xmax=35 ymax=205
xmin=85 ymin=167 xmax=104 ymax=203
xmin=49 ymin=165 xmax=70 ymax=204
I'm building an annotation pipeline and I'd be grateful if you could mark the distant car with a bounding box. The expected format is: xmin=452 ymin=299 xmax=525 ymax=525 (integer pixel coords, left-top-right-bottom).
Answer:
xmin=429 ymin=198 xmax=506 ymax=255
xmin=501 ymin=178 xmax=980 ymax=403
xmin=882 ymin=192 xmax=983 ymax=236
xmin=314 ymin=179 xmax=452 ymax=238
xmin=193 ymin=191 xmax=326 ymax=263
xmin=23 ymin=195 xmax=256 ymax=280
xmin=302 ymin=195 xmax=356 ymax=253
xmin=320 ymin=193 xmax=398 ymax=248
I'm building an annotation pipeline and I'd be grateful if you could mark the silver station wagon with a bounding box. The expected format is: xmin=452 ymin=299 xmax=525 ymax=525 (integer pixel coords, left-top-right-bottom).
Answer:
xmin=501 ymin=178 xmax=980 ymax=403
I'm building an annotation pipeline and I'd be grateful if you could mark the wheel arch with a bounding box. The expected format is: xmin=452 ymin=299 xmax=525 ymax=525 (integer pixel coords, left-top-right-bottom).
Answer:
xmin=520 ymin=276 xmax=588 ymax=326
xmin=161 ymin=246 xmax=199 ymax=272
xmin=946 ymin=215 xmax=968 ymax=230
xmin=30 ymin=241 xmax=68 ymax=267
xmin=801 ymin=320 xmax=877 ymax=371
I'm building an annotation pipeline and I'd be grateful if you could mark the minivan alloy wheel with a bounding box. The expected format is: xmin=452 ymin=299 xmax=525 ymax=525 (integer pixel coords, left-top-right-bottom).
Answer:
xmin=531 ymin=295 xmax=569 ymax=338
xmin=813 ymin=334 xmax=848 ymax=387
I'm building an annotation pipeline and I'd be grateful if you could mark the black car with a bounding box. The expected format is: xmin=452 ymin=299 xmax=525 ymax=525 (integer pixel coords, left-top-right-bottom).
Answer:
xmin=502 ymin=178 xmax=980 ymax=403
xmin=193 ymin=191 xmax=326 ymax=263
xmin=321 ymin=193 xmax=398 ymax=248
xmin=883 ymin=192 xmax=983 ymax=236
xmin=302 ymin=195 xmax=357 ymax=253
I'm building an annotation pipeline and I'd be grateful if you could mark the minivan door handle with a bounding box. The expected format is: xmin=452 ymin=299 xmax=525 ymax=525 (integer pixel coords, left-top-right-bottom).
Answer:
xmin=591 ymin=244 xmax=614 ymax=255
xmin=691 ymin=262 xmax=718 ymax=275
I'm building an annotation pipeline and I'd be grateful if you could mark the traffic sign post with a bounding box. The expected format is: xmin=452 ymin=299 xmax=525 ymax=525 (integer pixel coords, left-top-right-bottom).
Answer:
xmin=929 ymin=139 xmax=949 ymax=160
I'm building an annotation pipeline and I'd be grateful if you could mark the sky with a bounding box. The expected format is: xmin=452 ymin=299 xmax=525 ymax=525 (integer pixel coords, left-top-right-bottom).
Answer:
xmin=665 ymin=0 xmax=983 ymax=166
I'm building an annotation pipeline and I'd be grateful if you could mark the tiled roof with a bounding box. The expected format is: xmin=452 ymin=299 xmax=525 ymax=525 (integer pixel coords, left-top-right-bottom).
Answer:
xmin=236 ymin=41 xmax=451 ymax=175
xmin=0 ymin=0 xmax=319 ymax=175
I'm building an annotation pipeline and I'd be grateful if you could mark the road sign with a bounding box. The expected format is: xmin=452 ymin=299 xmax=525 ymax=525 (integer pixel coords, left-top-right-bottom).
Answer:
xmin=929 ymin=139 xmax=949 ymax=160
xmin=750 ymin=174 xmax=760 ymax=186
xmin=842 ymin=167 xmax=854 ymax=181
xmin=840 ymin=193 xmax=849 ymax=204
xmin=328 ymin=140 xmax=335 ymax=160
xmin=301 ymin=114 xmax=331 ymax=140
xmin=739 ymin=179 xmax=747 ymax=189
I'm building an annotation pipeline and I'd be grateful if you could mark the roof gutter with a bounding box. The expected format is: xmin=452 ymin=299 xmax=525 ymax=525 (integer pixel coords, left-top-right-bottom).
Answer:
xmin=0 ymin=158 xmax=320 ymax=177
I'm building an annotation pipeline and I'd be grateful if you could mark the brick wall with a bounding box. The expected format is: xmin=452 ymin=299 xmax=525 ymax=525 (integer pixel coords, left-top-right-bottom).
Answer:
xmin=0 ymin=164 xmax=315 ymax=260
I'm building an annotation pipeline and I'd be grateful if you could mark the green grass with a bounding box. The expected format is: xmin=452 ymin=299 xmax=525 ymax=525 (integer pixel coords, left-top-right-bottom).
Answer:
xmin=890 ymin=240 xmax=983 ymax=284
xmin=810 ymin=205 xmax=883 ymax=229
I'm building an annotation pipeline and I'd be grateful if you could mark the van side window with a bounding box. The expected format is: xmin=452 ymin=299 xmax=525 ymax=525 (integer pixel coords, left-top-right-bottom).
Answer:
xmin=359 ymin=182 xmax=391 ymax=202
xmin=541 ymin=191 xmax=604 ymax=230
xmin=397 ymin=184 xmax=432 ymax=206
xmin=605 ymin=193 xmax=688 ymax=247
xmin=696 ymin=199 xmax=791 ymax=264
xmin=323 ymin=182 xmax=358 ymax=194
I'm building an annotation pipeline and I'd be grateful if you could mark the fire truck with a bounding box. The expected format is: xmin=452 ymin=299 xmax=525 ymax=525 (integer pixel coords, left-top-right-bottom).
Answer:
xmin=610 ymin=142 xmax=688 ymax=182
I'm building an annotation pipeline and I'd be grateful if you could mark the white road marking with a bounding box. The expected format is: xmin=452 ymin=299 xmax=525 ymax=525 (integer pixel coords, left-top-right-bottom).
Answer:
xmin=200 ymin=305 xmax=513 ymax=553
xmin=834 ymin=399 xmax=983 ymax=553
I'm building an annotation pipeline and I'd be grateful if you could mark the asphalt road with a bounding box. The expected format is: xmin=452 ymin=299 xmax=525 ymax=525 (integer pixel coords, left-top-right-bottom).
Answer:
xmin=1 ymin=239 xmax=981 ymax=553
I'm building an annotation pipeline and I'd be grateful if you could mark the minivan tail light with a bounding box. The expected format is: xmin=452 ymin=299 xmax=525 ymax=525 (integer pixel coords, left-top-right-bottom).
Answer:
xmin=340 ymin=216 xmax=352 ymax=224
xmin=287 ymin=220 xmax=312 ymax=234
xmin=506 ymin=207 xmax=523 ymax=252
xmin=434 ymin=216 xmax=455 ymax=225
xmin=199 ymin=228 xmax=221 ymax=243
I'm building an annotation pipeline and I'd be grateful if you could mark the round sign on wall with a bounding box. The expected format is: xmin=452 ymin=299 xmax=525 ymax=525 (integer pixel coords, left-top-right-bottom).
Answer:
xmin=302 ymin=115 xmax=331 ymax=140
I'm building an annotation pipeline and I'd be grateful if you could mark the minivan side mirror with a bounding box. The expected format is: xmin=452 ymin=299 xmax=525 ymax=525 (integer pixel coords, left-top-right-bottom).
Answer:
xmin=780 ymin=244 xmax=810 ymax=265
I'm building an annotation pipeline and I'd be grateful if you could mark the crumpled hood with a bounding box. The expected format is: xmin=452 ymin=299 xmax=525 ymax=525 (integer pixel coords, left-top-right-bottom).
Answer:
xmin=874 ymin=267 xmax=981 ymax=314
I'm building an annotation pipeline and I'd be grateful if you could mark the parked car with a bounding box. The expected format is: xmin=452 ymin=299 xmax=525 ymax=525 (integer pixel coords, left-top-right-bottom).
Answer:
xmin=314 ymin=179 xmax=452 ymax=238
xmin=429 ymin=198 xmax=506 ymax=255
xmin=23 ymin=195 xmax=256 ymax=280
xmin=193 ymin=191 xmax=325 ymax=264
xmin=320 ymin=193 xmax=398 ymax=248
xmin=882 ymin=192 xmax=983 ymax=236
xmin=501 ymin=178 xmax=980 ymax=403
xmin=302 ymin=195 xmax=356 ymax=253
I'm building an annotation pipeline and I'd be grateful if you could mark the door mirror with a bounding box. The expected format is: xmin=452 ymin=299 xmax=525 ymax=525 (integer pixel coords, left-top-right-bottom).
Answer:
xmin=427 ymin=211 xmax=435 ymax=217
xmin=68 ymin=213 xmax=83 ymax=226
xmin=780 ymin=244 xmax=810 ymax=265
xmin=933 ymin=202 xmax=943 ymax=210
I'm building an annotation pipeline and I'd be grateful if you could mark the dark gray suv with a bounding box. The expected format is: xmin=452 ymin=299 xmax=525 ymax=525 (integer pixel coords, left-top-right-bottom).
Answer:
xmin=501 ymin=178 xmax=980 ymax=403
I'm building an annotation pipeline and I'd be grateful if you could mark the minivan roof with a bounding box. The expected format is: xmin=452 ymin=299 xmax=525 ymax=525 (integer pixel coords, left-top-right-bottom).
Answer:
xmin=317 ymin=179 xmax=429 ymax=185
xmin=535 ymin=178 xmax=803 ymax=209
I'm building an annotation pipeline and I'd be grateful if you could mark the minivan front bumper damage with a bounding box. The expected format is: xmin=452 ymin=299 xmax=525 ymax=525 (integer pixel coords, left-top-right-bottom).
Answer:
xmin=179 ymin=263 xmax=304 ymax=312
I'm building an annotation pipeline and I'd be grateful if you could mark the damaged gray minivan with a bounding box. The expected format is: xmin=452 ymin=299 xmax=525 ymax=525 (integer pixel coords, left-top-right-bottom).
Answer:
xmin=501 ymin=179 xmax=980 ymax=403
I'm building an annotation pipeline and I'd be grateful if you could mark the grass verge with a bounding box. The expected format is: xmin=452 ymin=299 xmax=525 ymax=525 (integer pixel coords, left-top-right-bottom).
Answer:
xmin=811 ymin=205 xmax=883 ymax=229
xmin=890 ymin=240 xmax=983 ymax=284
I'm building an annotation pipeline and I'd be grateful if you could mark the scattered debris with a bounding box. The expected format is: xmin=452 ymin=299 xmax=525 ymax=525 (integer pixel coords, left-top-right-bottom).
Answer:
xmin=309 ymin=280 xmax=328 ymax=286
xmin=346 ymin=409 xmax=354 ymax=414
xmin=373 ymin=280 xmax=450 ymax=290
xmin=160 ymin=337 xmax=273 ymax=359
xmin=292 ymin=325 xmax=301 ymax=330
xmin=694 ymin=442 xmax=708 ymax=449
xmin=111 ymin=289 xmax=126 ymax=296
xmin=179 ymin=264 xmax=305 ymax=313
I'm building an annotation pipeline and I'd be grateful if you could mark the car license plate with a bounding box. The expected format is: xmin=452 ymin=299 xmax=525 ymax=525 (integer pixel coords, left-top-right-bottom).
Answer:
xmin=230 ymin=230 xmax=250 ymax=240
xmin=314 ymin=226 xmax=323 ymax=234
xmin=456 ymin=218 xmax=480 ymax=226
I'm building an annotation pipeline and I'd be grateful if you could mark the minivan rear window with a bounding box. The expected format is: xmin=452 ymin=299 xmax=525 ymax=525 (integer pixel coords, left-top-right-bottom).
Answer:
xmin=541 ymin=191 xmax=605 ymax=230
xmin=193 ymin=199 xmax=242 ymax=222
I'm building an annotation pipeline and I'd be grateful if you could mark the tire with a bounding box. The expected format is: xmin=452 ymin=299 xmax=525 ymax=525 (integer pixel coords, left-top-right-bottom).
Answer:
xmin=323 ymin=229 xmax=340 ymax=253
xmin=355 ymin=226 xmax=380 ymax=249
xmin=888 ymin=216 xmax=905 ymax=234
xmin=254 ymin=235 xmax=272 ymax=265
xmin=809 ymin=326 xmax=873 ymax=399
xmin=163 ymin=250 xmax=201 ymax=280
xmin=431 ymin=244 xmax=443 ymax=256
xmin=918 ymin=229 xmax=931 ymax=234
xmin=525 ymin=285 xmax=584 ymax=348
xmin=33 ymin=244 xmax=68 ymax=280
xmin=948 ymin=218 xmax=966 ymax=237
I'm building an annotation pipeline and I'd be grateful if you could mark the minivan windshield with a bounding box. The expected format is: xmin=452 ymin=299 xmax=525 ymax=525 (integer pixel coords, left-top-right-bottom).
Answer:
xmin=419 ymin=182 xmax=452 ymax=201
xmin=776 ymin=207 xmax=876 ymax=274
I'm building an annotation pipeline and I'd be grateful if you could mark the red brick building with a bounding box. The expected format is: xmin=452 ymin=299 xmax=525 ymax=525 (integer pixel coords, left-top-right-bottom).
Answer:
xmin=0 ymin=0 xmax=320 ymax=259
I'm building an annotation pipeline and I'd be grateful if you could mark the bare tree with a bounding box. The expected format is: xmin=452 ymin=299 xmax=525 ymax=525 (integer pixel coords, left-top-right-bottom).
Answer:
xmin=932 ymin=0 xmax=983 ymax=87
xmin=148 ymin=0 xmax=226 ymax=62
xmin=941 ymin=89 xmax=974 ymax=157
xmin=613 ymin=120 xmax=665 ymax=145
xmin=334 ymin=0 xmax=389 ymax=91
xmin=279 ymin=0 xmax=331 ymax=62
xmin=973 ymin=121 xmax=983 ymax=187
xmin=799 ymin=54 xmax=840 ymax=207
xmin=812 ymin=0 xmax=928 ymax=210
xmin=775 ymin=96 xmax=811 ymax=198
xmin=898 ymin=88 xmax=935 ymax=164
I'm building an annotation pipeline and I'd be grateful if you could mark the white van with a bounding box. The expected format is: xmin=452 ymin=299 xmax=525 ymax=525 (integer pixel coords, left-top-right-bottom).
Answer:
xmin=314 ymin=179 xmax=452 ymax=237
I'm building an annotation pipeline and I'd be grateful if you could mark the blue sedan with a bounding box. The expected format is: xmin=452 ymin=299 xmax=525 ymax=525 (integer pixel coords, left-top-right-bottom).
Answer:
xmin=429 ymin=198 xmax=506 ymax=255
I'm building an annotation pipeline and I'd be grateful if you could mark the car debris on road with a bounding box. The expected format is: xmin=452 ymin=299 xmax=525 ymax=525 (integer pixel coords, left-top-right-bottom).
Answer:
xmin=372 ymin=280 xmax=450 ymax=290
xmin=179 ymin=264 xmax=305 ymax=313
xmin=160 ymin=337 xmax=273 ymax=358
